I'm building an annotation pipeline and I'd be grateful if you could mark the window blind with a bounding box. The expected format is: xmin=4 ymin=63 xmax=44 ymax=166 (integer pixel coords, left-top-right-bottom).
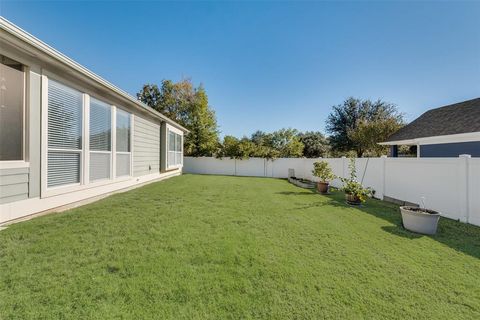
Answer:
xmin=116 ymin=109 xmax=130 ymax=152
xmin=47 ymin=152 xmax=80 ymax=187
xmin=90 ymin=98 xmax=111 ymax=151
xmin=167 ymin=130 xmax=183 ymax=167
xmin=116 ymin=108 xmax=131 ymax=177
xmin=89 ymin=98 xmax=112 ymax=182
xmin=47 ymin=80 xmax=83 ymax=187
xmin=116 ymin=153 xmax=130 ymax=177
xmin=90 ymin=152 xmax=111 ymax=181
xmin=48 ymin=80 xmax=83 ymax=150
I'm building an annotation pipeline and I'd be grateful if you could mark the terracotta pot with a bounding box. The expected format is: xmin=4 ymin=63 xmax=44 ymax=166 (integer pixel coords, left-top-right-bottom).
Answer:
xmin=317 ymin=182 xmax=329 ymax=194
xmin=345 ymin=193 xmax=361 ymax=205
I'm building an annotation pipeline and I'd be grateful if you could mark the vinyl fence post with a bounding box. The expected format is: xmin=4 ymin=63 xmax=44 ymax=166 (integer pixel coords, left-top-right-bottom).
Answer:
xmin=341 ymin=156 xmax=347 ymax=180
xmin=459 ymin=154 xmax=471 ymax=223
xmin=303 ymin=158 xmax=307 ymax=179
xmin=380 ymin=155 xmax=387 ymax=200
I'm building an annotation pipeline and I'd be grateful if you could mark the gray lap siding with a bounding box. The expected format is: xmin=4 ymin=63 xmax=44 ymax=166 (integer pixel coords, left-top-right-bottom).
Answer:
xmin=133 ymin=116 xmax=161 ymax=177
xmin=0 ymin=167 xmax=29 ymax=204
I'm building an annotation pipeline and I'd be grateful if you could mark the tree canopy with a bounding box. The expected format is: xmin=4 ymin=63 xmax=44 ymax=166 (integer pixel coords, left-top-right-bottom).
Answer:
xmin=138 ymin=83 xmax=405 ymax=159
xmin=137 ymin=79 xmax=219 ymax=156
xmin=325 ymin=97 xmax=404 ymax=156
xmin=298 ymin=131 xmax=330 ymax=158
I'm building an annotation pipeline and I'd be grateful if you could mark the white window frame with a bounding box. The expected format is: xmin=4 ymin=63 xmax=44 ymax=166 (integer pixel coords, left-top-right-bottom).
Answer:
xmin=115 ymin=107 xmax=134 ymax=178
xmin=0 ymin=57 xmax=28 ymax=169
xmin=88 ymin=96 xmax=113 ymax=183
xmin=41 ymin=74 xmax=134 ymax=198
xmin=166 ymin=124 xmax=183 ymax=170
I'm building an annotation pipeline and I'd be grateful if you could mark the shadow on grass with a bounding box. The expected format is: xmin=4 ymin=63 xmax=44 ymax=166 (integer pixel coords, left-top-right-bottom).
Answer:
xmin=279 ymin=187 xmax=480 ymax=259
xmin=326 ymin=192 xmax=480 ymax=259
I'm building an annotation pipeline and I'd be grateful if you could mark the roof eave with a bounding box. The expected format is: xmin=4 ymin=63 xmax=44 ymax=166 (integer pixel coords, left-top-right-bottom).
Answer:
xmin=378 ymin=139 xmax=416 ymax=146
xmin=379 ymin=131 xmax=480 ymax=146
xmin=0 ymin=17 xmax=189 ymax=133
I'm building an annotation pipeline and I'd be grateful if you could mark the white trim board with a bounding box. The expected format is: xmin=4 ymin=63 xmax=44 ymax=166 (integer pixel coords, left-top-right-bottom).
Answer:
xmin=0 ymin=169 xmax=181 ymax=225
xmin=379 ymin=131 xmax=480 ymax=146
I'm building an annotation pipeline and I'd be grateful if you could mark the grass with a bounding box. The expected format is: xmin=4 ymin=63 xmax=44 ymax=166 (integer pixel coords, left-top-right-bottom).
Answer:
xmin=1 ymin=174 xmax=480 ymax=319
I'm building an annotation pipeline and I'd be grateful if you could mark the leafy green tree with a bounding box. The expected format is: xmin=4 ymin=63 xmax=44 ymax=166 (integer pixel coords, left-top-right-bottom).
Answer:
xmin=268 ymin=128 xmax=304 ymax=158
xmin=217 ymin=136 xmax=257 ymax=159
xmin=325 ymin=97 xmax=403 ymax=156
xmin=137 ymin=79 xmax=219 ymax=157
xmin=347 ymin=118 xmax=404 ymax=157
xmin=298 ymin=131 xmax=330 ymax=158
xmin=217 ymin=135 xmax=240 ymax=159
xmin=184 ymin=86 xmax=219 ymax=156
xmin=250 ymin=130 xmax=269 ymax=146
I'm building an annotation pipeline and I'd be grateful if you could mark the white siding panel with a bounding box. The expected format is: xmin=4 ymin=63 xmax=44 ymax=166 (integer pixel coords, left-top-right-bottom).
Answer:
xmin=133 ymin=116 xmax=160 ymax=177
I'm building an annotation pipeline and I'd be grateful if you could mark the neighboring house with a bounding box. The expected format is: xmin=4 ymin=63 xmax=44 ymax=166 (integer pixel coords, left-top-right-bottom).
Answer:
xmin=0 ymin=18 xmax=188 ymax=224
xmin=381 ymin=98 xmax=480 ymax=157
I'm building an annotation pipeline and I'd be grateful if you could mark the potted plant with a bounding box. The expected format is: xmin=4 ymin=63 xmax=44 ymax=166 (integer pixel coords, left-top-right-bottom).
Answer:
xmin=340 ymin=158 xmax=373 ymax=205
xmin=312 ymin=161 xmax=336 ymax=194
xmin=400 ymin=198 xmax=440 ymax=235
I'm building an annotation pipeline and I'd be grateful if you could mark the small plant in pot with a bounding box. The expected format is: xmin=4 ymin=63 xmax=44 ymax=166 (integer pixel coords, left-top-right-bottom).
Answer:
xmin=400 ymin=197 xmax=440 ymax=235
xmin=340 ymin=157 xmax=373 ymax=205
xmin=312 ymin=161 xmax=336 ymax=194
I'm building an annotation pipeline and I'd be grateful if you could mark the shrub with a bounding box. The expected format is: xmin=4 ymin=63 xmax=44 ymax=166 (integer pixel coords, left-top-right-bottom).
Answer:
xmin=312 ymin=161 xmax=336 ymax=182
xmin=340 ymin=158 xmax=373 ymax=203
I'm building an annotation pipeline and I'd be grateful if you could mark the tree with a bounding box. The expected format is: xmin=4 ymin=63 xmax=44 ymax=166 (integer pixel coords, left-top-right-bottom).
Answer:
xmin=217 ymin=135 xmax=240 ymax=159
xmin=184 ymin=86 xmax=219 ymax=156
xmin=250 ymin=130 xmax=269 ymax=146
xmin=217 ymin=136 xmax=257 ymax=159
xmin=325 ymin=97 xmax=403 ymax=156
xmin=347 ymin=118 xmax=404 ymax=157
xmin=297 ymin=131 xmax=330 ymax=158
xmin=137 ymin=79 xmax=219 ymax=157
xmin=257 ymin=128 xmax=303 ymax=158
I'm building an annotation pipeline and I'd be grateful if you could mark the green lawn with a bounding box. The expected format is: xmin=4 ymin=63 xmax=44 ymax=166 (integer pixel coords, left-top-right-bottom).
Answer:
xmin=1 ymin=175 xmax=480 ymax=319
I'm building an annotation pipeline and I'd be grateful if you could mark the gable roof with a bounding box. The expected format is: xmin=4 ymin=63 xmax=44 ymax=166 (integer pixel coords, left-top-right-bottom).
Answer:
xmin=0 ymin=17 xmax=189 ymax=133
xmin=385 ymin=98 xmax=480 ymax=143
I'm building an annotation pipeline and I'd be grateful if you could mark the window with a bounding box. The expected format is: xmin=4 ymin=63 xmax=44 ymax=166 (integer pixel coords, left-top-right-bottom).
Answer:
xmin=0 ymin=55 xmax=24 ymax=161
xmin=116 ymin=108 xmax=131 ymax=177
xmin=43 ymin=77 xmax=136 ymax=194
xmin=47 ymin=80 xmax=83 ymax=187
xmin=89 ymin=98 xmax=111 ymax=182
xmin=168 ymin=130 xmax=183 ymax=167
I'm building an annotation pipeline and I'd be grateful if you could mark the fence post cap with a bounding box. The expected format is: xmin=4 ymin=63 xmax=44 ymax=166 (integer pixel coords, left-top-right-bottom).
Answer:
xmin=459 ymin=154 xmax=472 ymax=158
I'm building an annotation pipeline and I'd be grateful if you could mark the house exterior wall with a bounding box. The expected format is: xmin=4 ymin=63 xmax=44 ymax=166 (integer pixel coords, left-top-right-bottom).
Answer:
xmin=0 ymin=44 xmax=42 ymax=204
xmin=0 ymin=167 xmax=29 ymax=204
xmin=420 ymin=141 xmax=480 ymax=157
xmin=0 ymin=19 xmax=186 ymax=224
xmin=133 ymin=116 xmax=161 ymax=177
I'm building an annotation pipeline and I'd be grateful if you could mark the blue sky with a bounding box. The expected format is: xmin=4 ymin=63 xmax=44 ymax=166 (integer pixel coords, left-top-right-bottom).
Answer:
xmin=2 ymin=1 xmax=479 ymax=138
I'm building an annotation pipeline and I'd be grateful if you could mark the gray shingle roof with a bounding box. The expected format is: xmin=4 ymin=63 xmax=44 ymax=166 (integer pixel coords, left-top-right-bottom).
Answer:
xmin=386 ymin=98 xmax=480 ymax=142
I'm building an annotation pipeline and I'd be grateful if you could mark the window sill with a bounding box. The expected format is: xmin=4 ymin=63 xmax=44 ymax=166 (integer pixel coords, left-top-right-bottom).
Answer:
xmin=0 ymin=161 xmax=30 ymax=169
xmin=42 ymin=175 xmax=134 ymax=198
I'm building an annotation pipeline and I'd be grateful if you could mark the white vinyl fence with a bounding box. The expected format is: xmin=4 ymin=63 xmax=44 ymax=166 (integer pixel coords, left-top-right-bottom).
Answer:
xmin=184 ymin=156 xmax=480 ymax=226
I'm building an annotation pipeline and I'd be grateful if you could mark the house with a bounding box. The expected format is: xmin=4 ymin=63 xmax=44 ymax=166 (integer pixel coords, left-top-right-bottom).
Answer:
xmin=0 ymin=17 xmax=188 ymax=224
xmin=381 ymin=98 xmax=480 ymax=157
